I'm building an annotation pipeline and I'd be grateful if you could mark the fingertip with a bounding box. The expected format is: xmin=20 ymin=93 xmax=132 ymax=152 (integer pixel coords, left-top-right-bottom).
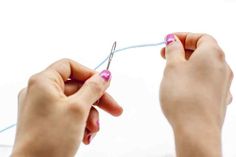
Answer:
xmin=83 ymin=129 xmax=90 ymax=145
xmin=112 ymin=106 xmax=124 ymax=117
xmin=164 ymin=33 xmax=186 ymax=63
xmin=87 ymin=107 xmax=100 ymax=133
xmin=87 ymin=134 xmax=94 ymax=144
xmin=83 ymin=132 xmax=96 ymax=145
xmin=165 ymin=34 xmax=176 ymax=46
xmin=160 ymin=47 xmax=166 ymax=59
xmin=165 ymin=33 xmax=183 ymax=47
xmin=99 ymin=70 xmax=112 ymax=82
xmin=97 ymin=93 xmax=123 ymax=116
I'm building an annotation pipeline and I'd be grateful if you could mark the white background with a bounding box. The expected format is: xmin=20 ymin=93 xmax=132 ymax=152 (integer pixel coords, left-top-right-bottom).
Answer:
xmin=0 ymin=0 xmax=236 ymax=156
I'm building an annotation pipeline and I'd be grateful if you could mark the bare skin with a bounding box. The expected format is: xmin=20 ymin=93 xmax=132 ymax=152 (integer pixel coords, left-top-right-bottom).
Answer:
xmin=12 ymin=59 xmax=123 ymax=157
xmin=11 ymin=32 xmax=233 ymax=157
xmin=160 ymin=33 xmax=233 ymax=157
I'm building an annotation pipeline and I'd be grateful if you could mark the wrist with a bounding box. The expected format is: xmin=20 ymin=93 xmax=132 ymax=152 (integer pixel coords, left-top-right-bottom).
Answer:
xmin=11 ymin=144 xmax=32 ymax=157
xmin=11 ymin=150 xmax=25 ymax=157
xmin=173 ymin=122 xmax=222 ymax=157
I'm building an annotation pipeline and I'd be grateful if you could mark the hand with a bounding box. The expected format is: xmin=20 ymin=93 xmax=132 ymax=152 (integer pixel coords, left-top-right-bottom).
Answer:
xmin=159 ymin=33 xmax=233 ymax=157
xmin=12 ymin=59 xmax=123 ymax=157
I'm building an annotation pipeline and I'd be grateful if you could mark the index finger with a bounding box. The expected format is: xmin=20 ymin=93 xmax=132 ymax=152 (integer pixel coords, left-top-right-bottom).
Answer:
xmin=46 ymin=58 xmax=95 ymax=81
xmin=43 ymin=58 xmax=95 ymax=90
xmin=64 ymin=80 xmax=123 ymax=116
xmin=174 ymin=32 xmax=218 ymax=51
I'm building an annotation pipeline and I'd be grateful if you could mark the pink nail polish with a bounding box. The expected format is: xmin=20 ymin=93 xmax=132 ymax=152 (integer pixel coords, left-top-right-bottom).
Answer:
xmin=88 ymin=134 xmax=92 ymax=143
xmin=88 ymin=134 xmax=94 ymax=143
xmin=165 ymin=34 xmax=176 ymax=45
xmin=99 ymin=70 xmax=111 ymax=81
xmin=96 ymin=120 xmax=100 ymax=127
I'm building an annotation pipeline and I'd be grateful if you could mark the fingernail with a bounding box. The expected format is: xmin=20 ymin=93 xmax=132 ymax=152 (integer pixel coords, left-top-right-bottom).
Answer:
xmin=99 ymin=70 xmax=111 ymax=81
xmin=88 ymin=134 xmax=95 ymax=144
xmin=165 ymin=34 xmax=176 ymax=45
xmin=95 ymin=99 xmax=100 ymax=105
xmin=96 ymin=120 xmax=100 ymax=127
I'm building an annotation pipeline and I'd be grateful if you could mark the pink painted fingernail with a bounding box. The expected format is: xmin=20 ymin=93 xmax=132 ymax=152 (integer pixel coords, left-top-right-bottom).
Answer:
xmin=165 ymin=34 xmax=176 ymax=45
xmin=99 ymin=70 xmax=111 ymax=81
xmin=88 ymin=134 xmax=95 ymax=144
xmin=96 ymin=120 xmax=100 ymax=127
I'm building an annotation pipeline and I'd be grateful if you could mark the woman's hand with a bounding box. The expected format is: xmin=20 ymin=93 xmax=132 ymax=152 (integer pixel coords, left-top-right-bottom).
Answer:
xmin=160 ymin=33 xmax=233 ymax=157
xmin=12 ymin=59 xmax=123 ymax=157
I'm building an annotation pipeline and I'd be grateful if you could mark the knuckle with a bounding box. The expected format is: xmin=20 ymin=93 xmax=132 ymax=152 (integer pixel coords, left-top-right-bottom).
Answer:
xmin=68 ymin=102 xmax=82 ymax=113
xmin=56 ymin=58 xmax=71 ymax=69
xmin=214 ymin=62 xmax=227 ymax=73
xmin=206 ymin=44 xmax=225 ymax=61
xmin=228 ymin=67 xmax=234 ymax=80
xmin=203 ymin=33 xmax=212 ymax=38
xmin=218 ymin=51 xmax=225 ymax=61
xmin=57 ymin=58 xmax=76 ymax=66
xmin=67 ymin=102 xmax=88 ymax=118
xmin=59 ymin=58 xmax=72 ymax=64
xmin=53 ymin=58 xmax=72 ymax=70
xmin=199 ymin=33 xmax=217 ymax=48
xmin=28 ymin=73 xmax=48 ymax=91
xmin=202 ymin=33 xmax=217 ymax=42
xmin=231 ymin=70 xmax=234 ymax=80
xmin=28 ymin=73 xmax=42 ymax=87
xmin=18 ymin=88 xmax=26 ymax=99
xmin=214 ymin=47 xmax=225 ymax=61
xmin=227 ymin=93 xmax=233 ymax=105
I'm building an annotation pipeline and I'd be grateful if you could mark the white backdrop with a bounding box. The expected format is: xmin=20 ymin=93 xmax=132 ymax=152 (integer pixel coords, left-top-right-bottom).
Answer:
xmin=0 ymin=0 xmax=236 ymax=156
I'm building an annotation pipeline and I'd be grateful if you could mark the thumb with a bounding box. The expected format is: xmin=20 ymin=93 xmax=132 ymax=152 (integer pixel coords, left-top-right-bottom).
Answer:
xmin=69 ymin=70 xmax=111 ymax=111
xmin=165 ymin=34 xmax=186 ymax=63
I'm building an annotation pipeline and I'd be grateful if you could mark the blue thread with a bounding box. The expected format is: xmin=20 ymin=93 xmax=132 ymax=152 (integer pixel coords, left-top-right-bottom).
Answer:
xmin=94 ymin=41 xmax=165 ymax=70
xmin=0 ymin=41 xmax=165 ymax=134
xmin=0 ymin=124 xmax=16 ymax=134
xmin=0 ymin=144 xmax=12 ymax=148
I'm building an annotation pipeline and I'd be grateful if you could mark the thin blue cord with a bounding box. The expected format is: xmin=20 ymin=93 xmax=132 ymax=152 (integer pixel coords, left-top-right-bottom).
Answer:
xmin=94 ymin=41 xmax=166 ymax=70
xmin=0 ymin=41 xmax=165 ymax=134
xmin=0 ymin=124 xmax=16 ymax=134
xmin=0 ymin=144 xmax=12 ymax=148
